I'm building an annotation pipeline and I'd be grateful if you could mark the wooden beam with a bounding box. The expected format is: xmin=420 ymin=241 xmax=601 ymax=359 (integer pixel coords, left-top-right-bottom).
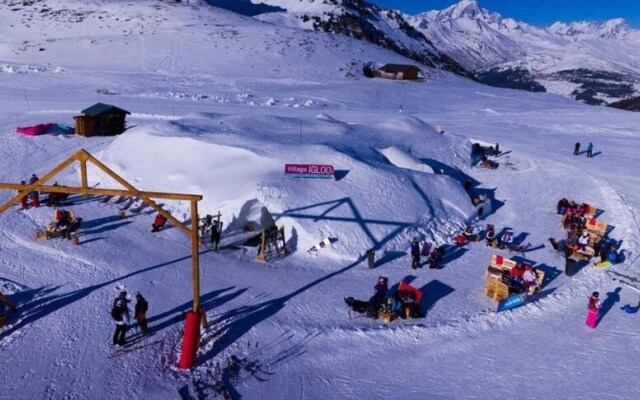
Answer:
xmin=80 ymin=159 xmax=89 ymax=199
xmin=0 ymin=151 xmax=81 ymax=214
xmin=191 ymin=200 xmax=200 ymax=313
xmin=0 ymin=184 xmax=202 ymax=201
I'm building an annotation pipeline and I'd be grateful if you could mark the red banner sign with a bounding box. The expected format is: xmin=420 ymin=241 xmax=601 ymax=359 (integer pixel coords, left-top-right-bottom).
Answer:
xmin=285 ymin=164 xmax=334 ymax=178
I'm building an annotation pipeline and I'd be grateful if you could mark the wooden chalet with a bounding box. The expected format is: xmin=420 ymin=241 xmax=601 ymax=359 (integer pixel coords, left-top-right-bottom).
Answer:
xmin=74 ymin=103 xmax=130 ymax=137
xmin=376 ymin=64 xmax=421 ymax=80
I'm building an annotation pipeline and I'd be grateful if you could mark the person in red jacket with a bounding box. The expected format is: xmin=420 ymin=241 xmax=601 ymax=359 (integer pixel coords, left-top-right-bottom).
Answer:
xmin=509 ymin=264 xmax=525 ymax=291
xmin=151 ymin=213 xmax=167 ymax=232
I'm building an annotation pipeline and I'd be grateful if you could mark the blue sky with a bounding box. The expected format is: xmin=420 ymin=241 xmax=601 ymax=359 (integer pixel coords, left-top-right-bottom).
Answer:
xmin=368 ymin=0 xmax=640 ymax=28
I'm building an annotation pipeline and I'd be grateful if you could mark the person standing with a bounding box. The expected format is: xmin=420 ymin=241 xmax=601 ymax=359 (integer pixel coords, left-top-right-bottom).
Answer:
xmin=573 ymin=142 xmax=580 ymax=155
xmin=585 ymin=291 xmax=600 ymax=328
xmin=28 ymin=173 xmax=40 ymax=207
xmin=111 ymin=291 xmax=131 ymax=346
xmin=586 ymin=142 xmax=594 ymax=158
xmin=410 ymin=237 xmax=421 ymax=270
xmin=18 ymin=181 xmax=28 ymax=209
xmin=134 ymin=293 xmax=149 ymax=335
xmin=210 ymin=221 xmax=222 ymax=251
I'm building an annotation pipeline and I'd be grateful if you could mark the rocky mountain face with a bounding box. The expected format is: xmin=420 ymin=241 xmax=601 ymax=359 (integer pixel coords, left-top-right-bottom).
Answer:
xmin=407 ymin=0 xmax=640 ymax=109
xmin=232 ymin=0 xmax=475 ymax=78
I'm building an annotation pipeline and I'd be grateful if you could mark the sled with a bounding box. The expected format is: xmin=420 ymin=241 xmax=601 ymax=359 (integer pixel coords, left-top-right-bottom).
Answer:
xmin=594 ymin=260 xmax=612 ymax=268
xmin=497 ymin=292 xmax=528 ymax=312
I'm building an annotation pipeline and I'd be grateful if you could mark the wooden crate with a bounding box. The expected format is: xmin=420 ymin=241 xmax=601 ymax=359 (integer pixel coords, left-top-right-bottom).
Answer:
xmin=378 ymin=310 xmax=398 ymax=323
xmin=585 ymin=219 xmax=608 ymax=237
xmin=485 ymin=277 xmax=510 ymax=301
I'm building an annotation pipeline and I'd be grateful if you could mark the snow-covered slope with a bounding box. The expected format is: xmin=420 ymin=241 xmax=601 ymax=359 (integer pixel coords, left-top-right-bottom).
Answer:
xmin=408 ymin=0 xmax=640 ymax=106
xmin=1 ymin=0 xmax=640 ymax=399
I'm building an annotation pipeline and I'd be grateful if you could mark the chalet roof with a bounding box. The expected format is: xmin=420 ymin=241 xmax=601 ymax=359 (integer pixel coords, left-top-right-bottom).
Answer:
xmin=379 ymin=64 xmax=420 ymax=73
xmin=81 ymin=103 xmax=131 ymax=116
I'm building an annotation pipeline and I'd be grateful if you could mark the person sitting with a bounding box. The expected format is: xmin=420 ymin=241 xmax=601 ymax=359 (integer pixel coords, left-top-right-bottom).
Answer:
xmin=60 ymin=217 xmax=82 ymax=240
xmin=557 ymin=198 xmax=570 ymax=214
xmin=486 ymin=226 xmax=497 ymax=247
xmin=151 ymin=213 xmax=168 ymax=232
xmin=577 ymin=231 xmax=590 ymax=252
xmin=462 ymin=227 xmax=474 ymax=242
xmin=428 ymin=246 xmax=445 ymax=269
xmin=52 ymin=210 xmax=73 ymax=235
xmin=578 ymin=203 xmax=589 ymax=216
xmin=499 ymin=231 xmax=513 ymax=249
xmin=522 ymin=266 xmax=538 ymax=294
xmin=400 ymin=291 xmax=420 ymax=319
xmin=509 ymin=264 xmax=526 ymax=292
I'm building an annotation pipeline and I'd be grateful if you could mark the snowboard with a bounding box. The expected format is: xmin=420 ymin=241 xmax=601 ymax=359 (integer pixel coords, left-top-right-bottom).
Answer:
xmin=497 ymin=292 xmax=528 ymax=312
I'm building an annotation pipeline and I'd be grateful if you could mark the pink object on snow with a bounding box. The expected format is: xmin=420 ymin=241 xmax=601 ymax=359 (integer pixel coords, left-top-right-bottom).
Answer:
xmin=585 ymin=308 xmax=598 ymax=328
xmin=16 ymin=123 xmax=54 ymax=136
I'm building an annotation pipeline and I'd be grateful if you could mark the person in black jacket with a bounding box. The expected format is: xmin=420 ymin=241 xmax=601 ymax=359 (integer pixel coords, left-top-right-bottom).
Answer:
xmin=134 ymin=293 xmax=149 ymax=334
xmin=410 ymin=237 xmax=421 ymax=269
xmin=574 ymin=142 xmax=580 ymax=155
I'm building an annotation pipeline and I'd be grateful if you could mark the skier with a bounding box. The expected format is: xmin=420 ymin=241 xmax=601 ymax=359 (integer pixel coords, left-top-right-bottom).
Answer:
xmin=585 ymin=291 xmax=600 ymax=328
xmin=410 ymin=237 xmax=421 ymax=269
xmin=586 ymin=142 xmax=594 ymax=158
xmin=573 ymin=142 xmax=580 ymax=155
xmin=28 ymin=173 xmax=40 ymax=208
xmin=151 ymin=213 xmax=167 ymax=232
xmin=112 ymin=291 xmax=131 ymax=346
xmin=134 ymin=292 xmax=149 ymax=335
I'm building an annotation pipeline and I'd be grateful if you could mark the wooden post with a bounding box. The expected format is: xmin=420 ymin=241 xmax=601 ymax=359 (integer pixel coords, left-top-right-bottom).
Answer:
xmin=191 ymin=200 xmax=200 ymax=313
xmin=80 ymin=158 xmax=88 ymax=199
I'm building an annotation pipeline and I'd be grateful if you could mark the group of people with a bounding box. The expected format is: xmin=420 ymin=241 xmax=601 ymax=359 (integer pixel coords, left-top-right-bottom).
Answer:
xmin=573 ymin=142 xmax=594 ymax=158
xmin=19 ymin=174 xmax=69 ymax=209
xmin=410 ymin=237 xmax=445 ymax=270
xmin=553 ymin=198 xmax=621 ymax=264
xmin=344 ymin=277 xmax=420 ymax=320
xmin=111 ymin=291 xmax=150 ymax=346
xmin=49 ymin=209 xmax=82 ymax=240
xmin=200 ymin=214 xmax=222 ymax=250
xmin=502 ymin=263 xmax=540 ymax=295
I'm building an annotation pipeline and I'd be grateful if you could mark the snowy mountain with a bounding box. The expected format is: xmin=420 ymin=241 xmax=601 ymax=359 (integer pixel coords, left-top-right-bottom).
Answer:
xmin=408 ymin=0 xmax=640 ymax=107
xmin=2 ymin=0 xmax=640 ymax=399
xmin=215 ymin=0 xmax=475 ymax=78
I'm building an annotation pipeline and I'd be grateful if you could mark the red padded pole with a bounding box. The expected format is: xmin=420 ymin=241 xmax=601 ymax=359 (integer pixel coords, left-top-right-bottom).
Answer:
xmin=178 ymin=311 xmax=200 ymax=369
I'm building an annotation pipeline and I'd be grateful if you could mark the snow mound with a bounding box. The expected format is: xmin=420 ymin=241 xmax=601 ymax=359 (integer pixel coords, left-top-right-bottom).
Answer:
xmin=378 ymin=146 xmax=434 ymax=174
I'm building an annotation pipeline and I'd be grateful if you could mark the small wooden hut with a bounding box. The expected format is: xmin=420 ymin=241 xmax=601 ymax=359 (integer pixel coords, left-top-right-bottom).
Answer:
xmin=376 ymin=64 xmax=421 ymax=80
xmin=74 ymin=103 xmax=130 ymax=137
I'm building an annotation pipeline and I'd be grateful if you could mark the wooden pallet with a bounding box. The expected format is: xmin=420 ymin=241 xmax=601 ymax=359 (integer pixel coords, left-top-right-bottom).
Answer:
xmin=378 ymin=310 xmax=398 ymax=323
xmin=585 ymin=219 xmax=608 ymax=237
xmin=484 ymin=278 xmax=510 ymax=301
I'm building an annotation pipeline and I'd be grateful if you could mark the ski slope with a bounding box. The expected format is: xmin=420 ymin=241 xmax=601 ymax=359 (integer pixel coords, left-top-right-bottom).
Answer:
xmin=1 ymin=1 xmax=640 ymax=399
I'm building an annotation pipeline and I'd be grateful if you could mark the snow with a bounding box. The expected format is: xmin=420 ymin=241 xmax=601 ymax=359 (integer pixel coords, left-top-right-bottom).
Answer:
xmin=1 ymin=1 xmax=640 ymax=400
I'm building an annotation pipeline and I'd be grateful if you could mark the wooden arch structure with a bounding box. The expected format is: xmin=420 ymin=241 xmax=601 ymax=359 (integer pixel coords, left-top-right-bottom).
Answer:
xmin=0 ymin=149 xmax=205 ymax=313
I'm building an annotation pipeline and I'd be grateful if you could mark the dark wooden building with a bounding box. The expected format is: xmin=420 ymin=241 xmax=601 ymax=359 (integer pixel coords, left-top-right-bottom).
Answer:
xmin=74 ymin=103 xmax=130 ymax=137
xmin=377 ymin=64 xmax=421 ymax=80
